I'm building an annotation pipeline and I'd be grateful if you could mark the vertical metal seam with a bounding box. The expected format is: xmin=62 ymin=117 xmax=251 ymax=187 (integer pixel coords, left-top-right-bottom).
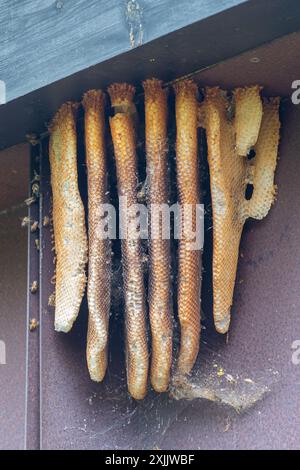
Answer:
xmin=23 ymin=147 xmax=32 ymax=450
xmin=24 ymin=142 xmax=41 ymax=450
xmin=39 ymin=139 xmax=44 ymax=450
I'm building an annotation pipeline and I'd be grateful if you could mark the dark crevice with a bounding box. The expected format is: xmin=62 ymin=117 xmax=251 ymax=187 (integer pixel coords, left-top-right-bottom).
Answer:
xmin=245 ymin=183 xmax=254 ymax=200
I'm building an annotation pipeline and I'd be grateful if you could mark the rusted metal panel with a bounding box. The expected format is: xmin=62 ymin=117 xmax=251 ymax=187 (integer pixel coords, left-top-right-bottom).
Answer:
xmin=0 ymin=147 xmax=29 ymax=450
xmin=0 ymin=144 xmax=29 ymax=211
xmin=0 ymin=207 xmax=27 ymax=450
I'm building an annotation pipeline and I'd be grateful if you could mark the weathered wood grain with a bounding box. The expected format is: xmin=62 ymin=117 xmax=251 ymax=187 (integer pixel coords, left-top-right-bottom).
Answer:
xmin=1 ymin=0 xmax=300 ymax=150
xmin=0 ymin=0 xmax=245 ymax=103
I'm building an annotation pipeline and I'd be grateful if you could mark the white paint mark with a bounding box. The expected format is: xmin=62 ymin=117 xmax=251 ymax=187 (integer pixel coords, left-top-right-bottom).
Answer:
xmin=0 ymin=80 xmax=6 ymax=105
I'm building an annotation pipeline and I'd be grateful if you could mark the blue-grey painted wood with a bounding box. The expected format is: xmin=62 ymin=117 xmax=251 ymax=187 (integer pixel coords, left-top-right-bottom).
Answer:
xmin=1 ymin=0 xmax=245 ymax=103
xmin=1 ymin=0 xmax=300 ymax=150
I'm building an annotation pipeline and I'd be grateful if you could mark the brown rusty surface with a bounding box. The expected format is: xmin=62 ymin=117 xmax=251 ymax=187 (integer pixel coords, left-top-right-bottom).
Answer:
xmin=0 ymin=142 xmax=28 ymax=449
xmin=193 ymin=32 xmax=300 ymax=97
xmin=0 ymin=143 xmax=29 ymax=212
xmin=0 ymin=207 xmax=28 ymax=450
xmin=0 ymin=144 xmax=29 ymax=449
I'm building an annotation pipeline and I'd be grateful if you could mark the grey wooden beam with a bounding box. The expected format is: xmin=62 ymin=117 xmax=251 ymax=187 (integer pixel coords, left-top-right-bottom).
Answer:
xmin=1 ymin=0 xmax=246 ymax=103
xmin=1 ymin=0 xmax=300 ymax=150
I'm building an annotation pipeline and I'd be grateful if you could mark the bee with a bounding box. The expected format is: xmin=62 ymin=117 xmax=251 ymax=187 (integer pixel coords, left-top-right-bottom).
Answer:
xmin=48 ymin=293 xmax=55 ymax=307
xmin=31 ymin=170 xmax=40 ymax=183
xmin=24 ymin=196 xmax=36 ymax=206
xmin=226 ymin=101 xmax=235 ymax=121
xmin=21 ymin=216 xmax=31 ymax=227
xmin=29 ymin=318 xmax=39 ymax=331
xmin=32 ymin=183 xmax=40 ymax=198
xmin=26 ymin=133 xmax=39 ymax=146
xmin=30 ymin=280 xmax=38 ymax=294
xmin=31 ymin=221 xmax=39 ymax=233
xmin=137 ymin=179 xmax=147 ymax=202
xmin=43 ymin=216 xmax=50 ymax=227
